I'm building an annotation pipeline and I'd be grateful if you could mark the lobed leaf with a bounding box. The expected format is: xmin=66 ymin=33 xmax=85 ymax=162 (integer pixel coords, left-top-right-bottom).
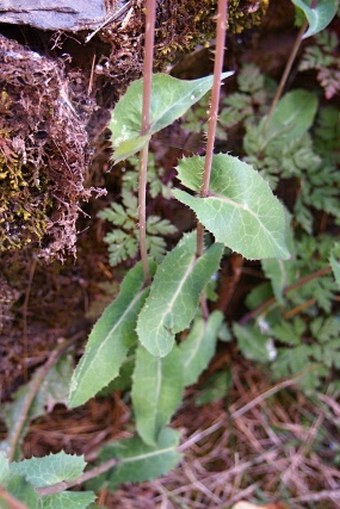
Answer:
xmin=110 ymin=72 xmax=233 ymax=162
xmin=100 ymin=428 xmax=181 ymax=489
xmin=69 ymin=261 xmax=156 ymax=408
xmin=174 ymin=154 xmax=289 ymax=260
xmin=136 ymin=232 xmax=224 ymax=357
xmin=11 ymin=451 xmax=86 ymax=488
xmin=41 ymin=492 xmax=96 ymax=509
xmin=131 ymin=345 xmax=184 ymax=445
xmin=233 ymin=323 xmax=274 ymax=362
xmin=180 ymin=311 xmax=224 ymax=386
xmin=291 ymin=0 xmax=337 ymax=39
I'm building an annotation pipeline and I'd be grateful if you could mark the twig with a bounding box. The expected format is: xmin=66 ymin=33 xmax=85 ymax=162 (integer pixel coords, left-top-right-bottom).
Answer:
xmin=0 ymin=487 xmax=28 ymax=509
xmin=138 ymin=0 xmax=157 ymax=284
xmin=179 ymin=375 xmax=299 ymax=452
xmin=36 ymin=458 xmax=117 ymax=497
xmin=239 ymin=265 xmax=332 ymax=325
xmin=85 ymin=1 xmax=132 ymax=43
xmin=7 ymin=334 xmax=82 ymax=461
xmin=290 ymin=489 xmax=340 ymax=504
xmin=196 ymin=0 xmax=228 ymax=258
xmin=265 ymin=20 xmax=307 ymax=127
xmin=265 ymin=0 xmax=318 ymax=127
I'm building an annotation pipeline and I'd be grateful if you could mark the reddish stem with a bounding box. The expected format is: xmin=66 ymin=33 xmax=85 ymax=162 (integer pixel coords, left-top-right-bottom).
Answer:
xmin=139 ymin=0 xmax=156 ymax=283
xmin=196 ymin=0 xmax=228 ymax=257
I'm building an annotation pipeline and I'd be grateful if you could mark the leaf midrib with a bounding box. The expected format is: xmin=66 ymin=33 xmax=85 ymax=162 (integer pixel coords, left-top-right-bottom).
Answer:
xmin=120 ymin=445 xmax=177 ymax=464
xmin=154 ymin=255 xmax=196 ymax=350
xmin=71 ymin=287 xmax=145 ymax=394
xmin=207 ymin=193 xmax=286 ymax=255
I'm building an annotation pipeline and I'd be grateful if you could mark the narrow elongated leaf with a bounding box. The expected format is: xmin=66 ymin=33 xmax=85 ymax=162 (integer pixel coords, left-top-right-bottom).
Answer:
xmin=69 ymin=261 xmax=156 ymax=408
xmin=180 ymin=311 xmax=223 ymax=386
xmin=11 ymin=451 xmax=85 ymax=487
xmin=330 ymin=242 xmax=340 ymax=289
xmin=110 ymin=72 xmax=233 ymax=162
xmin=137 ymin=232 xmax=224 ymax=357
xmin=41 ymin=492 xmax=96 ymax=509
xmin=265 ymin=90 xmax=318 ymax=144
xmin=131 ymin=345 xmax=184 ymax=445
xmin=291 ymin=0 xmax=337 ymax=39
xmin=100 ymin=428 xmax=181 ymax=489
xmin=174 ymin=155 xmax=289 ymax=260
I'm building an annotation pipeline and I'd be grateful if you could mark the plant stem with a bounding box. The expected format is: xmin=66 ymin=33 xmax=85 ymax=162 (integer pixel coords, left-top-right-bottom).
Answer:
xmin=239 ymin=265 xmax=332 ymax=325
xmin=265 ymin=19 xmax=307 ymax=127
xmin=139 ymin=0 xmax=156 ymax=283
xmin=0 ymin=487 xmax=28 ymax=509
xmin=196 ymin=0 xmax=228 ymax=257
xmin=36 ymin=458 xmax=117 ymax=497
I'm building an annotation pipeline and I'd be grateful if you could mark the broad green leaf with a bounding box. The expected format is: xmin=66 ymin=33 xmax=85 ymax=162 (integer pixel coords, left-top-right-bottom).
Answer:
xmin=131 ymin=345 xmax=184 ymax=445
xmin=291 ymin=0 xmax=337 ymax=38
xmin=330 ymin=242 xmax=340 ymax=289
xmin=174 ymin=155 xmax=289 ymax=260
xmin=233 ymin=323 xmax=274 ymax=362
xmin=11 ymin=451 xmax=86 ymax=487
xmin=0 ymin=452 xmax=10 ymax=482
xmin=41 ymin=492 xmax=96 ymax=509
xmin=2 ymin=475 xmax=40 ymax=509
xmin=261 ymin=215 xmax=297 ymax=304
xmin=136 ymin=232 xmax=224 ymax=357
xmin=110 ymin=72 xmax=233 ymax=162
xmin=264 ymin=90 xmax=318 ymax=144
xmin=100 ymin=428 xmax=181 ymax=489
xmin=0 ymin=355 xmax=73 ymax=458
xmin=180 ymin=311 xmax=224 ymax=386
xmin=69 ymin=261 xmax=156 ymax=408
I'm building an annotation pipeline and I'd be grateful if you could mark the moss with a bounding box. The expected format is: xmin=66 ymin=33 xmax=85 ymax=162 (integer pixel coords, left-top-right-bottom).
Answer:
xmin=99 ymin=0 xmax=269 ymax=93
xmin=0 ymin=35 xmax=94 ymax=260
xmin=0 ymin=134 xmax=50 ymax=251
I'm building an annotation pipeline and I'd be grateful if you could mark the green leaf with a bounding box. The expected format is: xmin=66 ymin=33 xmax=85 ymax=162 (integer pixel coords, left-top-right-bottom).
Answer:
xmin=265 ymin=90 xmax=318 ymax=143
xmin=180 ymin=311 xmax=223 ymax=386
xmin=11 ymin=451 xmax=86 ymax=488
xmin=330 ymin=242 xmax=340 ymax=288
xmin=0 ymin=452 xmax=10 ymax=482
xmin=261 ymin=216 xmax=297 ymax=303
xmin=0 ymin=355 xmax=73 ymax=458
xmin=194 ymin=370 xmax=232 ymax=406
xmin=110 ymin=72 xmax=233 ymax=162
xmin=233 ymin=323 xmax=273 ymax=362
xmin=174 ymin=155 xmax=289 ymax=260
xmin=136 ymin=232 xmax=224 ymax=357
xmin=69 ymin=261 xmax=156 ymax=408
xmin=131 ymin=345 xmax=184 ymax=445
xmin=100 ymin=428 xmax=181 ymax=489
xmin=291 ymin=0 xmax=337 ymax=39
xmin=3 ymin=474 xmax=40 ymax=509
xmin=41 ymin=492 xmax=96 ymax=509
